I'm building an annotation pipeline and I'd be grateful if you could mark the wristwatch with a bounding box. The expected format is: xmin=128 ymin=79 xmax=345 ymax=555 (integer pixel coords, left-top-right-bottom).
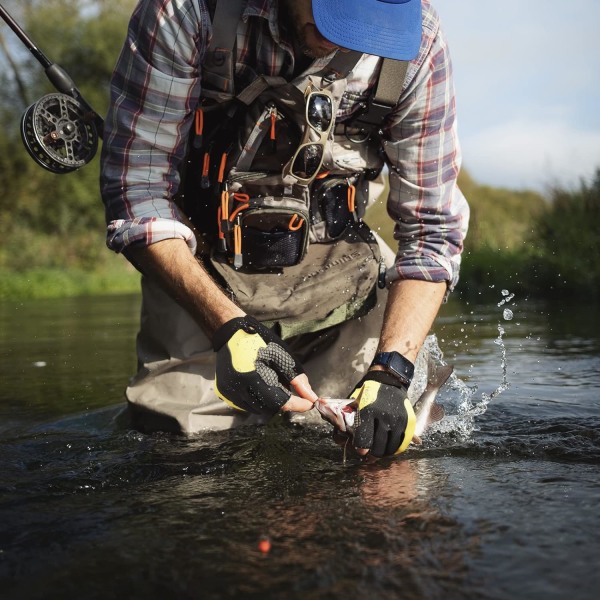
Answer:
xmin=370 ymin=351 xmax=414 ymax=387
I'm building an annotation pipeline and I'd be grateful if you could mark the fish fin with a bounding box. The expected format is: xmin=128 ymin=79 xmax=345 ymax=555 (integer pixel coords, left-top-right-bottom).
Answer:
xmin=412 ymin=434 xmax=422 ymax=445
xmin=427 ymin=357 xmax=454 ymax=388
xmin=427 ymin=402 xmax=445 ymax=425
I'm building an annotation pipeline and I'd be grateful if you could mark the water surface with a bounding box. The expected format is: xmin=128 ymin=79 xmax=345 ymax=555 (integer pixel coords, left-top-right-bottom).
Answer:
xmin=1 ymin=293 xmax=599 ymax=599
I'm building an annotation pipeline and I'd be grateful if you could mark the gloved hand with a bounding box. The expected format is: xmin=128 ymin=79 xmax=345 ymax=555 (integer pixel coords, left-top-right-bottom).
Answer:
xmin=349 ymin=371 xmax=416 ymax=457
xmin=213 ymin=315 xmax=316 ymax=416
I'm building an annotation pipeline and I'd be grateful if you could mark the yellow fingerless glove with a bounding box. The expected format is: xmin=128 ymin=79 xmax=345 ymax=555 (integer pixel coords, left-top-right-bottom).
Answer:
xmin=350 ymin=371 xmax=416 ymax=456
xmin=213 ymin=316 xmax=303 ymax=416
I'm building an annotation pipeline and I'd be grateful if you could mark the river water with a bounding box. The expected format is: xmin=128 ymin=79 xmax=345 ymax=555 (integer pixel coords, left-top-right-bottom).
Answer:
xmin=1 ymin=292 xmax=599 ymax=599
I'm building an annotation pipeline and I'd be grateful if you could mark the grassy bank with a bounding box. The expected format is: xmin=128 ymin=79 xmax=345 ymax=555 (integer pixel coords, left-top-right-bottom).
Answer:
xmin=0 ymin=224 xmax=140 ymax=301
xmin=0 ymin=265 xmax=140 ymax=301
xmin=367 ymin=168 xmax=600 ymax=302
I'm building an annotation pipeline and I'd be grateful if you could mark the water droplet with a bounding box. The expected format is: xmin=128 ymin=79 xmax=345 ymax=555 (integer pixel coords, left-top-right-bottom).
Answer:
xmin=503 ymin=309 xmax=514 ymax=321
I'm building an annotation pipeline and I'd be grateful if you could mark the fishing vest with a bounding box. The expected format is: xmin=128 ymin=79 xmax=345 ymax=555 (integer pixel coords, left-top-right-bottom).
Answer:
xmin=176 ymin=0 xmax=409 ymax=338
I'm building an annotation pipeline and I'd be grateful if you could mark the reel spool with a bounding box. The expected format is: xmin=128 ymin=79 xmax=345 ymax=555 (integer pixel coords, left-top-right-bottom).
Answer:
xmin=20 ymin=93 xmax=99 ymax=174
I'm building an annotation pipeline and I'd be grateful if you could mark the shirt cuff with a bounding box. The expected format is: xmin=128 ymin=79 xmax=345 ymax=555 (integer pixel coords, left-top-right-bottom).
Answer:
xmin=386 ymin=253 xmax=461 ymax=296
xmin=106 ymin=217 xmax=197 ymax=255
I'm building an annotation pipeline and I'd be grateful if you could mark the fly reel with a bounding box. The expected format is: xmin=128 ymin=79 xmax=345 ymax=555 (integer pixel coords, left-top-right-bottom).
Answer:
xmin=20 ymin=93 xmax=99 ymax=174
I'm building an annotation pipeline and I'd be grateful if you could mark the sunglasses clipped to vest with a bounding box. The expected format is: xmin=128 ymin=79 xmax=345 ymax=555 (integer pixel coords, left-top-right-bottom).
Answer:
xmin=282 ymin=85 xmax=334 ymax=186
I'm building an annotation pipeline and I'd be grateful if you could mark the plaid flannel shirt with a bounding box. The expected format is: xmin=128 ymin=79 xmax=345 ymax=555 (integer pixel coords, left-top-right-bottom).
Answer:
xmin=100 ymin=0 xmax=469 ymax=289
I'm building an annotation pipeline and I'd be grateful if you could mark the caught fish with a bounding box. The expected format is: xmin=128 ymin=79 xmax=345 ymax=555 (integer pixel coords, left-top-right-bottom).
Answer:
xmin=411 ymin=359 xmax=453 ymax=443
xmin=315 ymin=397 xmax=357 ymax=433
xmin=315 ymin=357 xmax=454 ymax=446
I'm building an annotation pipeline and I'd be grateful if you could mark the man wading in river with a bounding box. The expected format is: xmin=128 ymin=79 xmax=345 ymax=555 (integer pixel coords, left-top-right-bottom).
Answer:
xmin=100 ymin=0 xmax=469 ymax=457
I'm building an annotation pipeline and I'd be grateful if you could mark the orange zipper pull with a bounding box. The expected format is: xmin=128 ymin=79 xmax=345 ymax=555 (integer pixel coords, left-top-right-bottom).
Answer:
xmin=288 ymin=214 xmax=304 ymax=232
xmin=347 ymin=181 xmax=358 ymax=222
xmin=269 ymin=107 xmax=277 ymax=152
xmin=217 ymin=152 xmax=228 ymax=184
xmin=193 ymin=107 xmax=204 ymax=148
xmin=201 ymin=151 xmax=211 ymax=188
xmin=233 ymin=220 xmax=243 ymax=269
xmin=221 ymin=189 xmax=230 ymax=220
xmin=220 ymin=189 xmax=232 ymax=234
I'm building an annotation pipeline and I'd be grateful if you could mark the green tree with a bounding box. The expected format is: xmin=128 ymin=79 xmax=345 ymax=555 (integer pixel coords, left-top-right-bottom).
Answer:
xmin=530 ymin=169 xmax=600 ymax=297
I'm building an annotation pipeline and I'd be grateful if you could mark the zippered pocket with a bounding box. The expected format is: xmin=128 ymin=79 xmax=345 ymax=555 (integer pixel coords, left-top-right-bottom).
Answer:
xmin=236 ymin=103 xmax=302 ymax=173
xmin=234 ymin=206 xmax=309 ymax=269
xmin=218 ymin=191 xmax=310 ymax=269
xmin=311 ymin=174 xmax=366 ymax=240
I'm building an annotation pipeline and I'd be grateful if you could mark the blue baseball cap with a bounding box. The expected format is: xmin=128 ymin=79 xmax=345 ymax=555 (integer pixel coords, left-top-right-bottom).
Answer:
xmin=312 ymin=0 xmax=422 ymax=61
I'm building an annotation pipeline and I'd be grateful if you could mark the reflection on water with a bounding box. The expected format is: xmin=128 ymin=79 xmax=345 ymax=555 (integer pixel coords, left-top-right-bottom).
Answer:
xmin=1 ymin=293 xmax=599 ymax=599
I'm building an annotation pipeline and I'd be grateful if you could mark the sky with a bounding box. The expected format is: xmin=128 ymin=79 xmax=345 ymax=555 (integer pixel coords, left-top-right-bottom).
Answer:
xmin=435 ymin=0 xmax=600 ymax=193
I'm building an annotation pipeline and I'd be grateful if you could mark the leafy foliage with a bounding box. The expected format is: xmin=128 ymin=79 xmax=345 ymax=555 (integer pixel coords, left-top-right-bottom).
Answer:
xmin=457 ymin=170 xmax=545 ymax=252
xmin=367 ymin=167 xmax=599 ymax=301
xmin=528 ymin=169 xmax=600 ymax=298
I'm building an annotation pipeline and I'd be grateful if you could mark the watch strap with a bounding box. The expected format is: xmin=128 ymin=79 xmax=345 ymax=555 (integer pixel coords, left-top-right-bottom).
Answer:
xmin=370 ymin=351 xmax=414 ymax=387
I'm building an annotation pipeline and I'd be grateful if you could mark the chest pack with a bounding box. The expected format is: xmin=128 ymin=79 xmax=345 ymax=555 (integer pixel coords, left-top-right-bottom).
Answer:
xmin=177 ymin=0 xmax=409 ymax=337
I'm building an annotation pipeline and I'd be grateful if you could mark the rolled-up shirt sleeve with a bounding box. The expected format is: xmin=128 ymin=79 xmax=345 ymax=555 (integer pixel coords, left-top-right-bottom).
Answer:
xmin=382 ymin=15 xmax=469 ymax=293
xmin=100 ymin=0 xmax=208 ymax=254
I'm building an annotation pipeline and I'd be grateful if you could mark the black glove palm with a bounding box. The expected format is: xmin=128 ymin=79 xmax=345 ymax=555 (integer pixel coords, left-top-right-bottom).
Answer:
xmin=213 ymin=316 xmax=303 ymax=416
xmin=350 ymin=371 xmax=416 ymax=457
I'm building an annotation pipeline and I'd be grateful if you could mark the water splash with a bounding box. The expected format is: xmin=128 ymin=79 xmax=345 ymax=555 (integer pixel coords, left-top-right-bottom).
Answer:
xmin=497 ymin=289 xmax=515 ymax=307
xmin=486 ymin=323 xmax=511 ymax=402
xmin=410 ymin=335 xmax=479 ymax=442
xmin=462 ymin=292 xmax=513 ymax=421
xmin=415 ymin=291 xmax=516 ymax=443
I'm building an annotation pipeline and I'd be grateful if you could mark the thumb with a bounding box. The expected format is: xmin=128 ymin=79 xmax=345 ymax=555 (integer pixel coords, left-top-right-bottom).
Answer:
xmin=280 ymin=394 xmax=315 ymax=413
xmin=290 ymin=373 xmax=319 ymax=402
xmin=280 ymin=374 xmax=318 ymax=413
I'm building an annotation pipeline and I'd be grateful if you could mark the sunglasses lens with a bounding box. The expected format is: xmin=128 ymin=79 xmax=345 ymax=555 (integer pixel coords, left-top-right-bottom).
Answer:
xmin=291 ymin=143 xmax=323 ymax=179
xmin=307 ymin=94 xmax=333 ymax=132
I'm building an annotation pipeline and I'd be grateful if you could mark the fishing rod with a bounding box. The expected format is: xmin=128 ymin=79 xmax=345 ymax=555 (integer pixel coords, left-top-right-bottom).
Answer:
xmin=0 ymin=3 xmax=103 ymax=173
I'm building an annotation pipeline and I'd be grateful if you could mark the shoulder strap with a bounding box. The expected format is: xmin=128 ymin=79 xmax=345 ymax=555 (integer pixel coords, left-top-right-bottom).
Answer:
xmin=318 ymin=50 xmax=364 ymax=83
xmin=349 ymin=58 xmax=409 ymax=130
xmin=203 ymin=0 xmax=246 ymax=99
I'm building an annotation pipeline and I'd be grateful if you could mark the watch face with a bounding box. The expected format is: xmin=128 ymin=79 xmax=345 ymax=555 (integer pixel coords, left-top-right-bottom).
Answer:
xmin=372 ymin=352 xmax=414 ymax=385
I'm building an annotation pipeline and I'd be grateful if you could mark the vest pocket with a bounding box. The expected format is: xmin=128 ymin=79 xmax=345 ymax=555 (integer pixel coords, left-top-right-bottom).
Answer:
xmin=311 ymin=175 xmax=368 ymax=241
xmin=235 ymin=206 xmax=309 ymax=268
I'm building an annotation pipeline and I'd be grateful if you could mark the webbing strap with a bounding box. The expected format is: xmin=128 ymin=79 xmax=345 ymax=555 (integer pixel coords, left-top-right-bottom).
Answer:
xmin=236 ymin=76 xmax=288 ymax=105
xmin=317 ymin=50 xmax=363 ymax=82
xmin=204 ymin=0 xmax=245 ymax=93
xmin=375 ymin=59 xmax=409 ymax=105
xmin=351 ymin=58 xmax=409 ymax=128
